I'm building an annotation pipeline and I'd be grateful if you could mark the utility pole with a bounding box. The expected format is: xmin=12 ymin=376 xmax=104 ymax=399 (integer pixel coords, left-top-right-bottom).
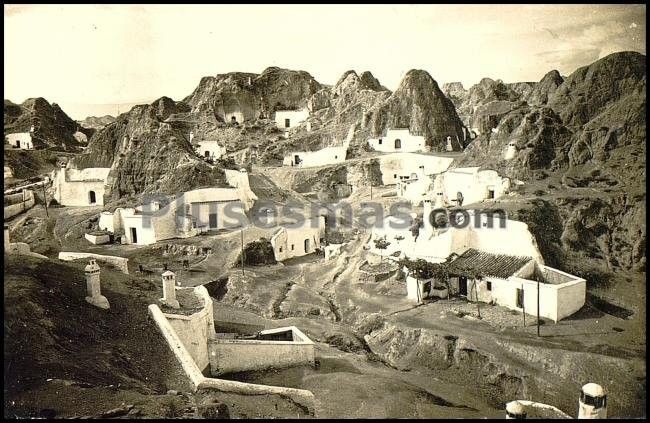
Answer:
xmin=537 ymin=279 xmax=541 ymax=337
xmin=522 ymin=287 xmax=526 ymax=327
xmin=41 ymin=180 xmax=49 ymax=218
xmin=240 ymin=228 xmax=245 ymax=276
xmin=370 ymin=183 xmax=373 ymax=200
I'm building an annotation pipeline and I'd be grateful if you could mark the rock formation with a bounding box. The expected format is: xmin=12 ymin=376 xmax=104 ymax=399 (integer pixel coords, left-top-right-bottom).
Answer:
xmin=4 ymin=98 xmax=92 ymax=151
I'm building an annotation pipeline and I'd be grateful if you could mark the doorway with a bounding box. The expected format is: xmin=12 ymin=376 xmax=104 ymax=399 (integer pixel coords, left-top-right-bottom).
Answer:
xmin=294 ymin=155 xmax=300 ymax=165
xmin=304 ymin=238 xmax=310 ymax=253
xmin=88 ymin=191 xmax=96 ymax=204
xmin=394 ymin=138 xmax=402 ymax=149
xmin=487 ymin=187 xmax=495 ymax=199
xmin=459 ymin=276 xmax=468 ymax=296
xmin=516 ymin=288 xmax=524 ymax=308
xmin=130 ymin=227 xmax=138 ymax=244
xmin=285 ymin=118 xmax=291 ymax=128
xmin=209 ymin=213 xmax=218 ymax=229
xmin=15 ymin=140 xmax=20 ymax=148
xmin=204 ymin=151 xmax=210 ymax=158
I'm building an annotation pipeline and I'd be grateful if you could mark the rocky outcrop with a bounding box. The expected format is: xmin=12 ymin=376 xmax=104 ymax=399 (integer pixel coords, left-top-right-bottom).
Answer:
xmin=526 ymin=70 xmax=563 ymax=105
xmin=4 ymin=98 xmax=91 ymax=151
xmin=78 ymin=115 xmax=116 ymax=130
xmin=364 ymin=70 xmax=467 ymax=151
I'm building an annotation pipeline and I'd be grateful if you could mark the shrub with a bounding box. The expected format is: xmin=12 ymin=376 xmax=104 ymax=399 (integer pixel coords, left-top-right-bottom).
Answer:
xmin=238 ymin=237 xmax=277 ymax=266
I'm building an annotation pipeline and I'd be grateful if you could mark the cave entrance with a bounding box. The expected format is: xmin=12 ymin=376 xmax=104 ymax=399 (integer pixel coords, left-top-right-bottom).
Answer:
xmin=204 ymin=151 xmax=210 ymax=158
xmin=304 ymin=238 xmax=310 ymax=253
xmin=130 ymin=227 xmax=138 ymax=244
xmin=285 ymin=118 xmax=291 ymax=128
xmin=394 ymin=138 xmax=402 ymax=149
xmin=88 ymin=190 xmax=96 ymax=204
xmin=487 ymin=187 xmax=495 ymax=199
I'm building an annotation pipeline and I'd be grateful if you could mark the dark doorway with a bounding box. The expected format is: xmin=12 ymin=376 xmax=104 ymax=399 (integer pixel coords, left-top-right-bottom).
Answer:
xmin=15 ymin=140 xmax=20 ymax=148
xmin=285 ymin=118 xmax=291 ymax=128
xmin=205 ymin=151 xmax=210 ymax=157
xmin=304 ymin=238 xmax=310 ymax=253
xmin=231 ymin=116 xmax=238 ymax=124
xmin=394 ymin=138 xmax=402 ymax=149
xmin=487 ymin=189 xmax=495 ymax=199
xmin=130 ymin=227 xmax=138 ymax=244
xmin=459 ymin=276 xmax=468 ymax=296
xmin=88 ymin=191 xmax=96 ymax=204
xmin=516 ymin=288 xmax=524 ymax=308
xmin=422 ymin=281 xmax=432 ymax=297
xmin=209 ymin=213 xmax=218 ymax=228
xmin=294 ymin=155 xmax=300 ymax=165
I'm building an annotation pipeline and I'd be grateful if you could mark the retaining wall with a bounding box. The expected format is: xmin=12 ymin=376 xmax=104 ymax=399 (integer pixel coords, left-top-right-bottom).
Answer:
xmin=58 ymin=252 xmax=129 ymax=274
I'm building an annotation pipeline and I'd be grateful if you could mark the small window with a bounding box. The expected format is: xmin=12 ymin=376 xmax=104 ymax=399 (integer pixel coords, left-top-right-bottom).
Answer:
xmin=486 ymin=281 xmax=492 ymax=291
xmin=394 ymin=174 xmax=397 ymax=179
xmin=291 ymin=244 xmax=294 ymax=251
xmin=334 ymin=155 xmax=338 ymax=159
xmin=279 ymin=247 xmax=283 ymax=253
xmin=378 ymin=138 xmax=383 ymax=145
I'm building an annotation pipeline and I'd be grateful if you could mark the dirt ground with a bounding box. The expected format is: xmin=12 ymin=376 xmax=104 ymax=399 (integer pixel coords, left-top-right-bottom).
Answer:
xmin=4 ymin=161 xmax=646 ymax=418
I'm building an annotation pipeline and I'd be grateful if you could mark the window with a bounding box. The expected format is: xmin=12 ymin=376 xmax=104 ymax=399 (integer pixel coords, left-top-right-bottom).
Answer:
xmin=394 ymin=138 xmax=401 ymax=149
xmin=581 ymin=392 xmax=607 ymax=409
xmin=394 ymin=174 xmax=398 ymax=179
xmin=279 ymin=247 xmax=283 ymax=253
xmin=486 ymin=281 xmax=492 ymax=291
xmin=334 ymin=155 xmax=338 ymax=159
xmin=291 ymin=244 xmax=294 ymax=251
xmin=378 ymin=138 xmax=383 ymax=145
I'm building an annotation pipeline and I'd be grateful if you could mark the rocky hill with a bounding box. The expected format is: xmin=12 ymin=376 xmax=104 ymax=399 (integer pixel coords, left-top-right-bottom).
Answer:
xmin=452 ymin=51 xmax=646 ymax=273
xmin=78 ymin=115 xmax=116 ymax=130
xmin=4 ymin=98 xmax=91 ymax=151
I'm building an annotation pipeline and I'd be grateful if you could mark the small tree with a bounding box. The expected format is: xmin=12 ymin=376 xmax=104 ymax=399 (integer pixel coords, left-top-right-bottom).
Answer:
xmin=373 ymin=237 xmax=391 ymax=263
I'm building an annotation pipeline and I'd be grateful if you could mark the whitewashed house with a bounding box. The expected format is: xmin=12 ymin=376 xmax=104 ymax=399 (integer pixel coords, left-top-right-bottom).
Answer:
xmin=270 ymin=216 xmax=326 ymax=261
xmin=446 ymin=248 xmax=586 ymax=322
xmin=367 ymin=129 xmax=426 ymax=153
xmin=195 ymin=140 xmax=224 ymax=160
xmin=378 ymin=153 xmax=454 ymax=186
xmin=431 ymin=167 xmax=511 ymax=207
xmin=283 ymin=143 xmax=348 ymax=168
xmin=5 ymin=131 xmax=34 ymax=149
xmin=274 ymin=109 xmax=309 ymax=129
xmin=52 ymin=166 xmax=111 ymax=206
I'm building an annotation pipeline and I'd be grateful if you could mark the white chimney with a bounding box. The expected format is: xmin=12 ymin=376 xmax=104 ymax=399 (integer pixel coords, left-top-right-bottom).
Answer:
xmin=578 ymin=383 xmax=607 ymax=419
xmin=84 ymin=259 xmax=110 ymax=309
xmin=161 ymin=270 xmax=180 ymax=309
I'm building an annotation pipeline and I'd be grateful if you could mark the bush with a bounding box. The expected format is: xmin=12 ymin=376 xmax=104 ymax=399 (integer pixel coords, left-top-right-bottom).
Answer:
xmin=161 ymin=397 xmax=183 ymax=418
xmin=238 ymin=238 xmax=277 ymax=266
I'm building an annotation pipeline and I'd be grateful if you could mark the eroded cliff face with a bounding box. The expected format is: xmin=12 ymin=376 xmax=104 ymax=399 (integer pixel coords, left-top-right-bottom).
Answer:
xmin=450 ymin=52 xmax=646 ymax=272
xmin=364 ymin=70 xmax=467 ymax=151
xmin=4 ymin=97 xmax=90 ymax=151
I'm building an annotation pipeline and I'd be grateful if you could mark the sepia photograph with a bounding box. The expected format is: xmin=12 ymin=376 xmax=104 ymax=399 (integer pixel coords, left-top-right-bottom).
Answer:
xmin=3 ymin=3 xmax=646 ymax=419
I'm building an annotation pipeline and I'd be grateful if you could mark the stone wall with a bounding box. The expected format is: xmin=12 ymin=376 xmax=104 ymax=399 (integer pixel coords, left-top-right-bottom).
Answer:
xmin=58 ymin=252 xmax=129 ymax=274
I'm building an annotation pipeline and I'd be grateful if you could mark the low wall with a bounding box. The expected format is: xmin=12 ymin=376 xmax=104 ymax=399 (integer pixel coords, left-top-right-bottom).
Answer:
xmin=209 ymin=327 xmax=315 ymax=376
xmin=4 ymin=191 xmax=35 ymax=220
xmin=164 ymin=287 xmax=215 ymax=372
xmin=58 ymin=252 xmax=129 ymax=274
xmin=148 ymin=304 xmax=316 ymax=414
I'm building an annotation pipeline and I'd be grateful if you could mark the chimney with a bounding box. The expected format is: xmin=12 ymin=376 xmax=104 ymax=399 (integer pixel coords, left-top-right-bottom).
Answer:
xmin=84 ymin=259 xmax=110 ymax=309
xmin=505 ymin=400 xmax=526 ymax=419
xmin=578 ymin=383 xmax=607 ymax=419
xmin=161 ymin=270 xmax=180 ymax=309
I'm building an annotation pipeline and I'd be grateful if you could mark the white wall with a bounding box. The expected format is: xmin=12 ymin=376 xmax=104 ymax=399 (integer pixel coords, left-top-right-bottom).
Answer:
xmin=274 ymin=109 xmax=309 ymax=129
xmin=283 ymin=144 xmax=348 ymax=168
xmin=4 ymin=190 xmax=35 ymax=220
xmin=209 ymin=327 xmax=315 ymax=376
xmin=5 ymin=132 xmax=33 ymax=149
xmin=271 ymin=217 xmax=325 ymax=261
xmin=53 ymin=167 xmax=111 ymax=207
xmin=165 ymin=286 xmax=216 ymax=372
xmin=368 ymin=129 xmax=426 ymax=153
xmin=196 ymin=141 xmax=223 ymax=160
xmin=378 ymin=153 xmax=454 ymax=185
xmin=432 ymin=168 xmax=510 ymax=206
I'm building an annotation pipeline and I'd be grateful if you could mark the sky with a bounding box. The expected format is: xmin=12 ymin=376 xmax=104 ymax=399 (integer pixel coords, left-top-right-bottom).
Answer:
xmin=4 ymin=4 xmax=646 ymax=119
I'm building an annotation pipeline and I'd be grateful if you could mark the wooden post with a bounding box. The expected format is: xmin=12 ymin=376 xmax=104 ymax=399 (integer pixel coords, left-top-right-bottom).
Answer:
xmin=537 ymin=279 xmax=541 ymax=337
xmin=240 ymin=228 xmax=245 ymax=276
xmin=41 ymin=182 xmax=49 ymax=218
xmin=522 ymin=287 xmax=526 ymax=327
